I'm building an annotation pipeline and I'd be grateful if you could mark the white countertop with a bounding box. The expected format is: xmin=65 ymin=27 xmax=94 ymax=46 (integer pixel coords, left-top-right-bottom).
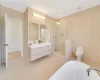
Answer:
xmin=29 ymin=42 xmax=51 ymax=48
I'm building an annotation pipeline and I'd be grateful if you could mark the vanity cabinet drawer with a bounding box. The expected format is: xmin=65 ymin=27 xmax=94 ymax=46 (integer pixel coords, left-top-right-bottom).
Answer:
xmin=31 ymin=45 xmax=52 ymax=55
xmin=29 ymin=44 xmax=52 ymax=61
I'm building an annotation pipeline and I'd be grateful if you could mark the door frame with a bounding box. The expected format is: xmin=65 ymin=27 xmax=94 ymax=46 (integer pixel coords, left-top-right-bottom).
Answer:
xmin=7 ymin=17 xmax=23 ymax=58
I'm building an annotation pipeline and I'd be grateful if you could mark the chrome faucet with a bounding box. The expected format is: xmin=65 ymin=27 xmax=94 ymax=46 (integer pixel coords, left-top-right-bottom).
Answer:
xmin=87 ymin=68 xmax=100 ymax=76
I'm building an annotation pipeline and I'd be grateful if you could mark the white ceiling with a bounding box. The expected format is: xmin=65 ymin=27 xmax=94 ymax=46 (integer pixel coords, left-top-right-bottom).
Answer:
xmin=0 ymin=0 xmax=100 ymax=19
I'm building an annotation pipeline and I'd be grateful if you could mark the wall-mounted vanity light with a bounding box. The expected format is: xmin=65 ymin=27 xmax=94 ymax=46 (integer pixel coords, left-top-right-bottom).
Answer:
xmin=56 ymin=22 xmax=60 ymax=24
xmin=33 ymin=13 xmax=45 ymax=19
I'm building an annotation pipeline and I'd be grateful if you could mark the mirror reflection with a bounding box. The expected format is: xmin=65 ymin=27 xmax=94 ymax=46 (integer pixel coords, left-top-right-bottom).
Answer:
xmin=40 ymin=25 xmax=48 ymax=42
xmin=29 ymin=23 xmax=48 ymax=44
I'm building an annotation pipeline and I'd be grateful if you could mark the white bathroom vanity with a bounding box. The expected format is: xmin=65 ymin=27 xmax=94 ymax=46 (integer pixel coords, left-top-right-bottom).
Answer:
xmin=28 ymin=42 xmax=52 ymax=61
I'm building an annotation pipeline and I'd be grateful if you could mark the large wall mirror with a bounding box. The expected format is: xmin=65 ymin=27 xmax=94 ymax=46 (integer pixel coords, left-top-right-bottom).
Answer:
xmin=40 ymin=25 xmax=48 ymax=42
xmin=29 ymin=23 xmax=39 ymax=44
xmin=29 ymin=22 xmax=49 ymax=44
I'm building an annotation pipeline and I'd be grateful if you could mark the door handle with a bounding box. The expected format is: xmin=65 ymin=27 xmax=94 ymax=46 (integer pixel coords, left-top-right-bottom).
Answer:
xmin=29 ymin=43 xmax=32 ymax=45
xmin=4 ymin=44 xmax=9 ymax=46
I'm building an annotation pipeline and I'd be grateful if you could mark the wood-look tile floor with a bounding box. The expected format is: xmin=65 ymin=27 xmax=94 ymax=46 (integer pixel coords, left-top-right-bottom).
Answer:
xmin=8 ymin=51 xmax=21 ymax=60
xmin=0 ymin=53 xmax=66 ymax=80
xmin=0 ymin=52 xmax=100 ymax=80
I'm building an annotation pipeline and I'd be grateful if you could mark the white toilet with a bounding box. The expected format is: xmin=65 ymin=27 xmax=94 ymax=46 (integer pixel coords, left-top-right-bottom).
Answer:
xmin=75 ymin=46 xmax=83 ymax=61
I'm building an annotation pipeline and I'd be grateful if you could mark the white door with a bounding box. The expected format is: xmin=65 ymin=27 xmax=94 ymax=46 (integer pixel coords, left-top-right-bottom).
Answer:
xmin=4 ymin=14 xmax=8 ymax=68
xmin=0 ymin=14 xmax=8 ymax=68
